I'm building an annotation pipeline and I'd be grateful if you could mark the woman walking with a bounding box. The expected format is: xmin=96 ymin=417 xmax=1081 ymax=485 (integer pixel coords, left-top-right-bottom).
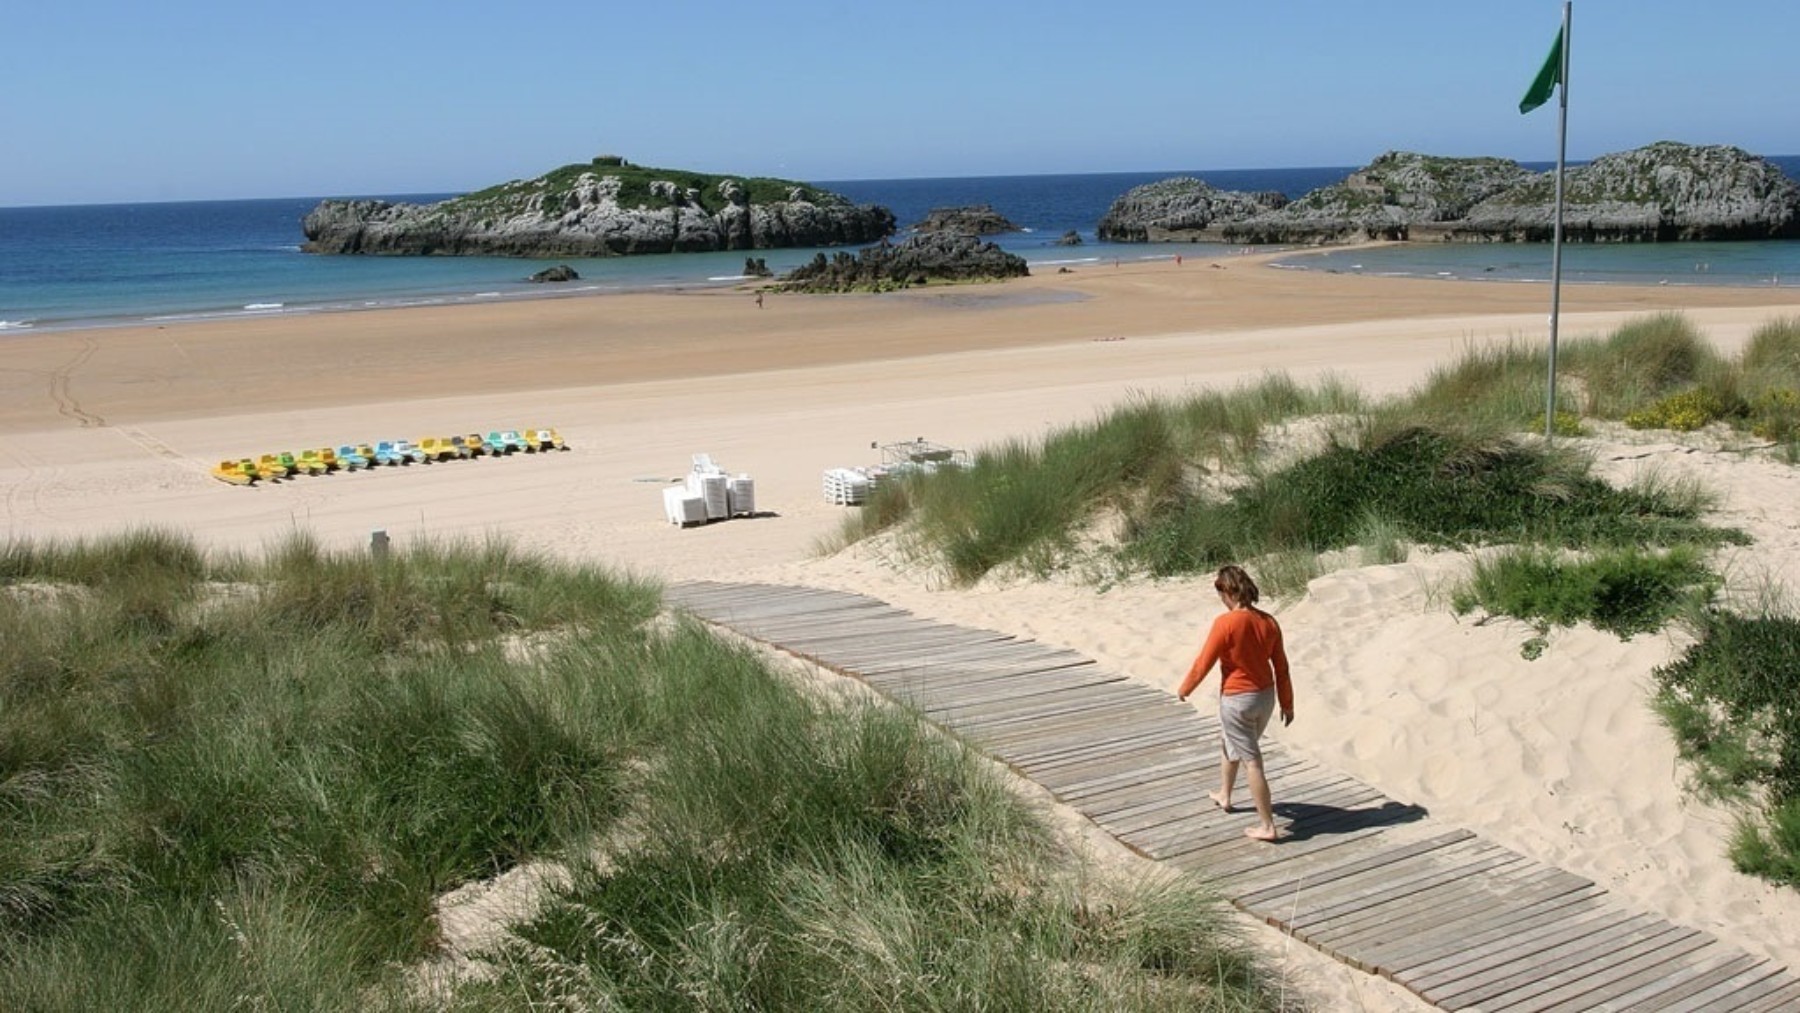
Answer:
xmin=1176 ymin=565 xmax=1294 ymax=842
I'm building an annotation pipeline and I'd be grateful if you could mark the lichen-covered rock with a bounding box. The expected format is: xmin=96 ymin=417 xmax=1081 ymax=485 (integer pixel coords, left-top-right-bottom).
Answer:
xmin=774 ymin=234 xmax=1029 ymax=293
xmin=1096 ymin=178 xmax=1288 ymax=242
xmin=1456 ymin=142 xmax=1800 ymax=241
xmin=302 ymin=161 xmax=895 ymax=257
xmin=912 ymin=204 xmax=1019 ymax=235
xmin=1098 ymin=143 xmax=1800 ymax=246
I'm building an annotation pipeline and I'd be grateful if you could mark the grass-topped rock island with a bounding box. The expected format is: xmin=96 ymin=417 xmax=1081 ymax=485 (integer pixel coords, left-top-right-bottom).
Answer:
xmin=301 ymin=155 xmax=896 ymax=257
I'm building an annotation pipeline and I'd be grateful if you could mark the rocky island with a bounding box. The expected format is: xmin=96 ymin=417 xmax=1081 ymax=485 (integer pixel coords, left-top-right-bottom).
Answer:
xmin=911 ymin=204 xmax=1020 ymax=236
xmin=301 ymin=156 xmax=896 ymax=257
xmin=774 ymin=234 xmax=1029 ymax=293
xmin=1098 ymin=142 xmax=1800 ymax=245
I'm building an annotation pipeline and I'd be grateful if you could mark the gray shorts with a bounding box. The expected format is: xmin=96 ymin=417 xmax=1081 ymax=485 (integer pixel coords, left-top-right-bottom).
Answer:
xmin=1219 ymin=688 xmax=1277 ymax=762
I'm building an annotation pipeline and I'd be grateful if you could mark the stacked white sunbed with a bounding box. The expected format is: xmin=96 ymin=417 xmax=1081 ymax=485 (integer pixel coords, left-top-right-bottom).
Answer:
xmin=665 ymin=454 xmax=756 ymax=526
xmin=822 ymin=467 xmax=879 ymax=505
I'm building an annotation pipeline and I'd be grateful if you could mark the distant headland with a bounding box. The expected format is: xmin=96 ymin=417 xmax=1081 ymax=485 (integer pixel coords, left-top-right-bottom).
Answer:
xmin=301 ymin=156 xmax=896 ymax=257
xmin=1099 ymin=142 xmax=1800 ymax=245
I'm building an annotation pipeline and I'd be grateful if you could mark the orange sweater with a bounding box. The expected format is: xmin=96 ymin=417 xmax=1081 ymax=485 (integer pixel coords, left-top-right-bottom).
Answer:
xmin=1178 ymin=607 xmax=1293 ymax=712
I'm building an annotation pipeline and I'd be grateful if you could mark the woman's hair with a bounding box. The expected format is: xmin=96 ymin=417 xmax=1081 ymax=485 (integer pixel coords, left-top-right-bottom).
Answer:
xmin=1214 ymin=564 xmax=1260 ymax=606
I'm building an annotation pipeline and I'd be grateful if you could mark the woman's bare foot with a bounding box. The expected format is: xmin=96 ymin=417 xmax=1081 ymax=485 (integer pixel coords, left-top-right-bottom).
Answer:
xmin=1208 ymin=790 xmax=1234 ymax=813
xmin=1244 ymin=825 xmax=1279 ymax=842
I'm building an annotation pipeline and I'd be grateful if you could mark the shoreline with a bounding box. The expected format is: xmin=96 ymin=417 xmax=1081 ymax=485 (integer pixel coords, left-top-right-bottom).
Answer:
xmin=7 ymin=254 xmax=1800 ymax=433
xmin=7 ymin=234 xmax=1799 ymax=337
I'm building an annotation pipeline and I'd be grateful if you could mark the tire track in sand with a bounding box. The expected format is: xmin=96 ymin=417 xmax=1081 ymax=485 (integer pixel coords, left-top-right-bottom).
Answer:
xmin=49 ymin=338 xmax=106 ymax=428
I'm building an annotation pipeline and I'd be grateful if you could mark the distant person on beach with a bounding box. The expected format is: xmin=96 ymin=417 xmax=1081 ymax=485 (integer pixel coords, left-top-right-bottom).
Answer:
xmin=755 ymin=291 xmax=764 ymax=309
xmin=1176 ymin=565 xmax=1294 ymax=842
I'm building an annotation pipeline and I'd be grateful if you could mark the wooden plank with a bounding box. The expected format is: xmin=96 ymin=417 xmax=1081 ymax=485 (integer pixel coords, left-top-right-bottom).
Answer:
xmin=794 ymin=626 xmax=1021 ymax=659
xmin=1396 ymin=906 xmax=1650 ymax=995
xmin=1019 ymin=730 xmax=1209 ymax=783
xmin=1155 ymin=782 xmax=1393 ymax=856
xmin=1200 ymin=825 xmax=1408 ymax=892
xmin=945 ymin=690 xmax=1167 ymax=734
xmin=788 ymin=629 xmax=1020 ymax=662
xmin=1588 ymin=953 xmax=1765 ymax=1013
xmin=1287 ymin=851 xmax=1529 ymax=942
xmin=1653 ymin=962 xmax=1794 ymax=1013
xmin=1149 ymin=790 xmax=1398 ymax=866
xmin=1100 ymin=762 xmax=1336 ymax=843
xmin=1048 ymin=752 xmax=1217 ymax=801
xmin=1361 ymin=886 xmax=1610 ymax=979
xmin=1268 ymin=842 xmax=1515 ymax=932
xmin=1316 ymin=865 xmax=1585 ymax=957
xmin=1507 ymin=933 xmax=1728 ymax=1013
xmin=1226 ymin=830 xmax=1475 ymax=907
xmin=869 ymin=658 xmax=1107 ymax=698
xmin=907 ymin=666 xmax=1128 ymax=712
xmin=987 ymin=711 xmax=1202 ymax=762
xmin=1101 ymin=764 xmax=1353 ymax=837
xmin=1738 ymin=978 xmax=1800 ymax=1013
xmin=1438 ymin=924 xmax=1707 ymax=1011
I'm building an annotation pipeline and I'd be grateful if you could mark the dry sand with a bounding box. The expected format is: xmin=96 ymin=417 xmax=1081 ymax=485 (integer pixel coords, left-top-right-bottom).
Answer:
xmin=6 ymin=256 xmax=1800 ymax=1010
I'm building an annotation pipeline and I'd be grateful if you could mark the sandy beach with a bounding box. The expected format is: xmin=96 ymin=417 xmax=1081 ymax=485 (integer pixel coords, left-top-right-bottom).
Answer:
xmin=7 ymin=256 xmax=1800 ymax=1010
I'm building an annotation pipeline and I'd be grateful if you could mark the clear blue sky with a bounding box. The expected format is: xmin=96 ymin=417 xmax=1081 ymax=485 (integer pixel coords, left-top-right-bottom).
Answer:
xmin=4 ymin=0 xmax=1795 ymax=206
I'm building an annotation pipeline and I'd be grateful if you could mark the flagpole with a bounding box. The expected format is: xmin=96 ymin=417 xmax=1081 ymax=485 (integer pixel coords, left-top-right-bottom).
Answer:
xmin=1544 ymin=1 xmax=1571 ymax=439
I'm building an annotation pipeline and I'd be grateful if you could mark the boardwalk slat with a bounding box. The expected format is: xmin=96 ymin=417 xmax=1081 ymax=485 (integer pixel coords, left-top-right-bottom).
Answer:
xmin=1363 ymin=892 xmax=1611 ymax=980
xmin=1653 ymin=962 xmax=1794 ymax=1013
xmin=1589 ymin=953 xmax=1765 ymax=1012
xmin=1397 ymin=906 xmax=1650 ymax=995
xmin=1439 ymin=925 xmax=1707 ymax=1011
xmin=1316 ymin=866 xmax=1587 ymax=957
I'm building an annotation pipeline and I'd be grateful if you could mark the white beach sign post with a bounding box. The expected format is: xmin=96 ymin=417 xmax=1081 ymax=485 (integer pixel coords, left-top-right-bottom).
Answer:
xmin=1521 ymin=2 xmax=1572 ymax=439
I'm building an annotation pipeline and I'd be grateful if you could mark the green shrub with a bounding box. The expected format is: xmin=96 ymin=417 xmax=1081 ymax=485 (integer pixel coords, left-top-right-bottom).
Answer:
xmin=1452 ymin=545 xmax=1715 ymax=639
xmin=1624 ymin=387 xmax=1733 ymax=431
xmin=1654 ymin=610 xmax=1800 ymax=885
xmin=1749 ymin=388 xmax=1800 ymax=442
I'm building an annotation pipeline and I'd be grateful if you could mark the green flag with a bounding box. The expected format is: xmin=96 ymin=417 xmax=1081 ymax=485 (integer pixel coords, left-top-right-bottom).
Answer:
xmin=1519 ymin=27 xmax=1564 ymax=114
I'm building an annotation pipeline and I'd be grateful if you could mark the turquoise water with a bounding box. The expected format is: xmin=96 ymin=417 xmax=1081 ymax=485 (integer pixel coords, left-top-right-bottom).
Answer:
xmin=3 ymin=160 xmax=1797 ymax=333
xmin=1273 ymin=239 xmax=1799 ymax=288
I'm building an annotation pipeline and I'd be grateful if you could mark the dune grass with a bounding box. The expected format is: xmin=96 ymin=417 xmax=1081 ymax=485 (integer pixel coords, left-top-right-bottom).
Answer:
xmin=1 ymin=533 xmax=1286 ymax=1010
xmin=839 ymin=374 xmax=1362 ymax=584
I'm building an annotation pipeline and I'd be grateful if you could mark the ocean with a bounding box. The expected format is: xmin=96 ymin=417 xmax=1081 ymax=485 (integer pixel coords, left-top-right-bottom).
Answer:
xmin=3 ymin=159 xmax=1798 ymax=333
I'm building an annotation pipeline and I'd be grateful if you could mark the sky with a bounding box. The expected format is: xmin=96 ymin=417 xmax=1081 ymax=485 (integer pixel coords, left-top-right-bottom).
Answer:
xmin=3 ymin=0 xmax=1796 ymax=206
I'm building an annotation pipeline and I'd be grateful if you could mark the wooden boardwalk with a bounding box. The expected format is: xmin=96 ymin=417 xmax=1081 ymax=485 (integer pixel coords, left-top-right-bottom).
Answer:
xmin=666 ymin=581 xmax=1800 ymax=1012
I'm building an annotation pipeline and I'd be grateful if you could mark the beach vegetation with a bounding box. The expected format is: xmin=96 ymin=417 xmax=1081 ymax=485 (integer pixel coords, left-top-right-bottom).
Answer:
xmin=453 ymin=161 xmax=841 ymax=218
xmin=0 ymin=532 xmax=1286 ymax=1009
xmin=1120 ymin=424 xmax=1736 ymax=587
xmin=841 ymin=375 xmax=1362 ymax=584
xmin=1451 ymin=544 xmax=1716 ymax=640
xmin=1652 ymin=608 xmax=1800 ymax=886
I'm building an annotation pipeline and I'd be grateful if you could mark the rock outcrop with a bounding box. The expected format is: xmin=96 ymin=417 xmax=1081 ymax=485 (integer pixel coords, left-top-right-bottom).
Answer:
xmin=302 ymin=160 xmax=896 ymax=257
xmin=912 ymin=204 xmax=1019 ymax=235
xmin=527 ymin=264 xmax=579 ymax=283
xmin=1454 ymin=142 xmax=1800 ymax=242
xmin=774 ymin=234 xmax=1029 ymax=293
xmin=1096 ymin=179 xmax=1289 ymax=242
xmin=1098 ymin=143 xmax=1800 ymax=245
